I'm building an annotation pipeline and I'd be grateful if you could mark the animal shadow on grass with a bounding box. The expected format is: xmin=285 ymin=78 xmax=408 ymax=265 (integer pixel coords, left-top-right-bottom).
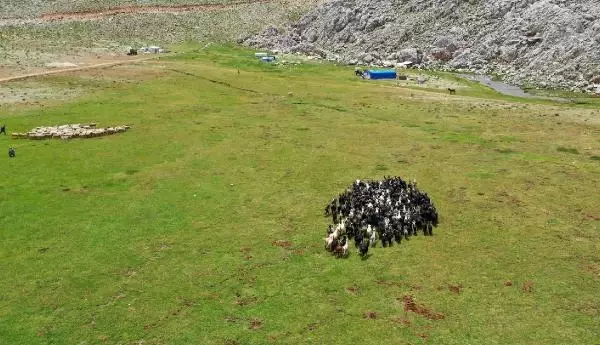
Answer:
xmin=360 ymin=253 xmax=373 ymax=261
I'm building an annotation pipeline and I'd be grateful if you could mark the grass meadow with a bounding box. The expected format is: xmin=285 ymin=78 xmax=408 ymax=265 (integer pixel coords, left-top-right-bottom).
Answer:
xmin=0 ymin=45 xmax=599 ymax=345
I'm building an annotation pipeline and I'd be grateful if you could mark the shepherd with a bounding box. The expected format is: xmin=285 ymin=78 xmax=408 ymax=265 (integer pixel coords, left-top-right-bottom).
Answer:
xmin=0 ymin=124 xmax=6 ymax=135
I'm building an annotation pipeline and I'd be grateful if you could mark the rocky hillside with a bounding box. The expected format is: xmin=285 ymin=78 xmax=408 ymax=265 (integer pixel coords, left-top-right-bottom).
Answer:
xmin=244 ymin=0 xmax=600 ymax=92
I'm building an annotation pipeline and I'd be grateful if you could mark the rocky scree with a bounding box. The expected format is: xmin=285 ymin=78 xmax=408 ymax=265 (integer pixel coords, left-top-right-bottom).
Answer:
xmin=244 ymin=0 xmax=600 ymax=93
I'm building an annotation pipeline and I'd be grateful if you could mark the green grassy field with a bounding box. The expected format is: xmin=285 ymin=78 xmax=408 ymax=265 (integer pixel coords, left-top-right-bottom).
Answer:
xmin=1 ymin=45 xmax=599 ymax=345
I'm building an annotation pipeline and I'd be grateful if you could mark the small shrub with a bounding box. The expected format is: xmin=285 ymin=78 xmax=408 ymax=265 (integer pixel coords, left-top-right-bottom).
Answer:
xmin=557 ymin=147 xmax=579 ymax=154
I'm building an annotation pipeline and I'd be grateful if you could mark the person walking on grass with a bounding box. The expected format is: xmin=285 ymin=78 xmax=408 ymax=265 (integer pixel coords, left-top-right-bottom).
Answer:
xmin=0 ymin=124 xmax=6 ymax=135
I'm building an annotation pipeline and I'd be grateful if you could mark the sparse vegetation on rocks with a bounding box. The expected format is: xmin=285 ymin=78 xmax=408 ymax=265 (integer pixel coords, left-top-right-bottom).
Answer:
xmin=245 ymin=0 xmax=600 ymax=93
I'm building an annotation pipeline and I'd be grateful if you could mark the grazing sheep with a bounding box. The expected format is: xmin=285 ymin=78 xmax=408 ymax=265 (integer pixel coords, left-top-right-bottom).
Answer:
xmin=358 ymin=241 xmax=369 ymax=257
xmin=369 ymin=230 xmax=377 ymax=247
xmin=342 ymin=237 xmax=350 ymax=257
xmin=324 ymin=234 xmax=335 ymax=250
xmin=354 ymin=232 xmax=363 ymax=247
xmin=323 ymin=176 xmax=439 ymax=257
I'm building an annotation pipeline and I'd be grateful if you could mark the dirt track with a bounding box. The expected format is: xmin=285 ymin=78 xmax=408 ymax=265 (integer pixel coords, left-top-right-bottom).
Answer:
xmin=0 ymin=57 xmax=156 ymax=84
xmin=0 ymin=0 xmax=271 ymax=25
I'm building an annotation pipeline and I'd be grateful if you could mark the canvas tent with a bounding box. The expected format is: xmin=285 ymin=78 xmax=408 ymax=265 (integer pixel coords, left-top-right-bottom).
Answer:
xmin=365 ymin=70 xmax=397 ymax=80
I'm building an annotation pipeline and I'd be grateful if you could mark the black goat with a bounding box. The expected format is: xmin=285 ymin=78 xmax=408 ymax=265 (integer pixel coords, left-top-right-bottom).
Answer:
xmin=358 ymin=241 xmax=369 ymax=257
xmin=323 ymin=176 xmax=439 ymax=257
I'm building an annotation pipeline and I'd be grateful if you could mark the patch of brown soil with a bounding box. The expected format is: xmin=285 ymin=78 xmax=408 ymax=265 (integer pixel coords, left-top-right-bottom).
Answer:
xmin=0 ymin=57 xmax=155 ymax=84
xmin=240 ymin=246 xmax=253 ymax=260
xmin=392 ymin=317 xmax=412 ymax=327
xmin=39 ymin=1 xmax=271 ymax=22
xmin=448 ymin=284 xmax=462 ymax=294
xmin=522 ymin=281 xmax=535 ymax=293
xmin=249 ymin=318 xmax=263 ymax=330
xmin=401 ymin=295 xmax=445 ymax=320
xmin=235 ymin=296 xmax=257 ymax=306
xmin=583 ymin=213 xmax=600 ymax=221
xmin=272 ymin=240 xmax=292 ymax=248
xmin=580 ymin=262 xmax=600 ymax=277
xmin=73 ymin=62 xmax=169 ymax=81
xmin=416 ymin=332 xmax=429 ymax=340
xmin=504 ymin=280 xmax=513 ymax=286
xmin=224 ymin=315 xmax=240 ymax=323
xmin=346 ymin=285 xmax=360 ymax=294
xmin=363 ymin=311 xmax=378 ymax=319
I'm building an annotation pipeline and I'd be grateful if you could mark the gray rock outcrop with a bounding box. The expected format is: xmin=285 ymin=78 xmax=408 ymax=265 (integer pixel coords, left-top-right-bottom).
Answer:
xmin=245 ymin=0 xmax=600 ymax=92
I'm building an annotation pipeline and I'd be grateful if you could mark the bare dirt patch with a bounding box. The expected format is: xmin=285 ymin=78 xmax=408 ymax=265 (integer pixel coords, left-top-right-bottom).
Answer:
xmin=224 ymin=315 xmax=241 ymax=323
xmin=346 ymin=285 xmax=360 ymax=294
xmin=580 ymin=262 xmax=600 ymax=278
xmin=0 ymin=81 xmax=82 ymax=105
xmin=272 ymin=240 xmax=292 ymax=248
xmin=71 ymin=61 xmax=170 ymax=82
xmin=522 ymin=281 xmax=535 ymax=293
xmin=0 ymin=56 xmax=155 ymax=83
xmin=249 ymin=318 xmax=263 ymax=330
xmin=38 ymin=1 xmax=271 ymax=22
xmin=235 ymin=296 xmax=258 ymax=306
xmin=363 ymin=311 xmax=377 ymax=319
xmin=401 ymin=295 xmax=445 ymax=321
xmin=504 ymin=280 xmax=513 ymax=287
xmin=448 ymin=284 xmax=463 ymax=294
xmin=583 ymin=213 xmax=600 ymax=221
xmin=392 ymin=317 xmax=412 ymax=327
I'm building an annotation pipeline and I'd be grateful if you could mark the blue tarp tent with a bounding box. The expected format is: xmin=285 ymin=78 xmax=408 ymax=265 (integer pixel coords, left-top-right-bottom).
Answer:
xmin=365 ymin=69 xmax=397 ymax=80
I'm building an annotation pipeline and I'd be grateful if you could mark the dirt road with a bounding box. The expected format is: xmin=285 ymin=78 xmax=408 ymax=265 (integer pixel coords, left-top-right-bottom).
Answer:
xmin=0 ymin=1 xmax=271 ymax=25
xmin=0 ymin=56 xmax=157 ymax=84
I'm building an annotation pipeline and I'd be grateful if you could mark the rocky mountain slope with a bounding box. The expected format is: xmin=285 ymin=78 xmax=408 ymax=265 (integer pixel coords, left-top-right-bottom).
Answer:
xmin=244 ymin=0 xmax=600 ymax=92
xmin=0 ymin=0 xmax=320 ymax=77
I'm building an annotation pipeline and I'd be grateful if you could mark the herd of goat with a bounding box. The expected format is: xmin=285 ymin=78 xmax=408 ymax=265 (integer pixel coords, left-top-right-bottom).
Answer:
xmin=324 ymin=177 xmax=439 ymax=258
